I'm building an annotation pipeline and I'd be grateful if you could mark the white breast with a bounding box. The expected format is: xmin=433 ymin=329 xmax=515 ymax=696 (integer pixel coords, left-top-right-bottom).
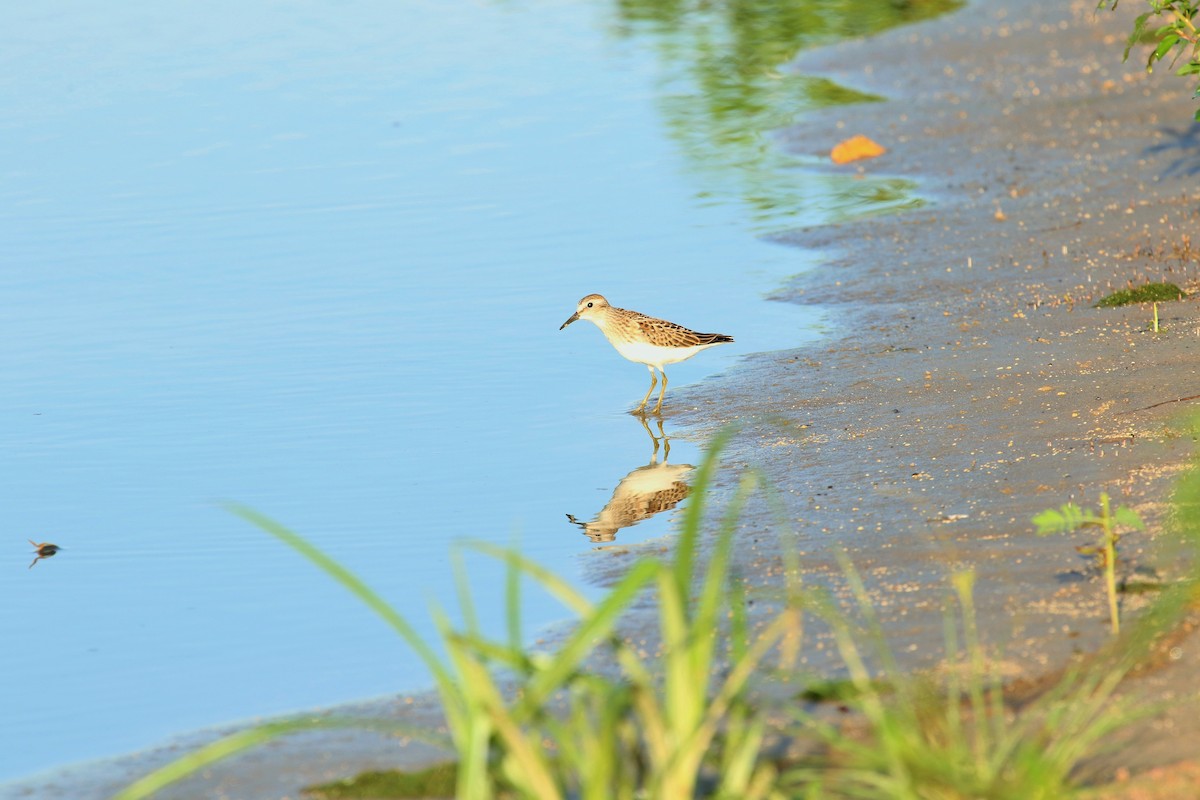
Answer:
xmin=610 ymin=338 xmax=718 ymax=368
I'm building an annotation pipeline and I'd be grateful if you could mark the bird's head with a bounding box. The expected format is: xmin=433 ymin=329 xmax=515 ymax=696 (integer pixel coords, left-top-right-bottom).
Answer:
xmin=559 ymin=294 xmax=609 ymax=330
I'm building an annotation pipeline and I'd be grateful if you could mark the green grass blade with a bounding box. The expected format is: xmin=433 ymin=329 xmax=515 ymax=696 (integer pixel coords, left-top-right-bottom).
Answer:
xmin=449 ymin=631 xmax=536 ymax=674
xmin=941 ymin=589 xmax=963 ymax=750
xmin=519 ymin=558 xmax=659 ymax=715
xmin=952 ymin=570 xmax=990 ymax=771
xmin=674 ymin=426 xmax=735 ymax=604
xmin=837 ymin=552 xmax=902 ymax=682
xmin=113 ymin=727 xmax=288 ymax=800
xmin=467 ymin=541 xmax=597 ymax=617
xmin=727 ymin=570 xmax=749 ymax=664
xmin=696 ymin=471 xmax=757 ymax=650
xmin=450 ymin=647 xmax=562 ymax=800
xmin=451 ymin=548 xmax=480 ymax=636
xmin=505 ymin=542 xmax=522 ymax=654
xmin=112 ymin=718 xmax=427 ymax=800
xmin=656 ymin=566 xmax=699 ymax=734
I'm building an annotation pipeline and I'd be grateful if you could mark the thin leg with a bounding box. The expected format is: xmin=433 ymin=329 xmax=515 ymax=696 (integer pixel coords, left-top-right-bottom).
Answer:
xmin=635 ymin=367 xmax=658 ymax=413
xmin=638 ymin=415 xmax=661 ymax=459
xmin=652 ymin=368 xmax=668 ymax=414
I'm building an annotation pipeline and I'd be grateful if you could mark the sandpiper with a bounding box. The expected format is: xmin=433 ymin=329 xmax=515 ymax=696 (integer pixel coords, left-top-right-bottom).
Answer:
xmin=559 ymin=294 xmax=733 ymax=414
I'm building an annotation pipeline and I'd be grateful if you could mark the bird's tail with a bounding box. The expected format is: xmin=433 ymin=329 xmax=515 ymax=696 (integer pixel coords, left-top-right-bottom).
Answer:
xmin=697 ymin=333 xmax=733 ymax=344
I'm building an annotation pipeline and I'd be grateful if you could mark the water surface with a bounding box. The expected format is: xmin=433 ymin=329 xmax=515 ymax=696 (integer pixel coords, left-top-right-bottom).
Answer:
xmin=0 ymin=0 xmax=952 ymax=784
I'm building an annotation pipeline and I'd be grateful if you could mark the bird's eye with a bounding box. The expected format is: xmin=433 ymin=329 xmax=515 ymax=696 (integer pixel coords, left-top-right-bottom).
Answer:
xmin=586 ymin=302 xmax=593 ymax=308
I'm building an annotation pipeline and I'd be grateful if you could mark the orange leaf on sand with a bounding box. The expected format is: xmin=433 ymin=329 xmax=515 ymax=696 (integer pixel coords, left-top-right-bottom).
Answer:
xmin=830 ymin=135 xmax=886 ymax=164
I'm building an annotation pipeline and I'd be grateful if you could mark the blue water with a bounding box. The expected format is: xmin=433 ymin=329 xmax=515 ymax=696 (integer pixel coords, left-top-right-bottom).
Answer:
xmin=0 ymin=0 xmax=919 ymax=784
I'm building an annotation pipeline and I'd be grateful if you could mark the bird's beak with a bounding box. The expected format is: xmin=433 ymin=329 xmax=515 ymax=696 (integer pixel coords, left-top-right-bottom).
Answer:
xmin=559 ymin=311 xmax=580 ymax=330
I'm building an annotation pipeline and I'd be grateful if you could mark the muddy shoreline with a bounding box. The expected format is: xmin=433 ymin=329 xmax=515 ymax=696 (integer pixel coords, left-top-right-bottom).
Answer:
xmin=682 ymin=0 xmax=1200 ymax=779
xmin=11 ymin=0 xmax=1200 ymax=796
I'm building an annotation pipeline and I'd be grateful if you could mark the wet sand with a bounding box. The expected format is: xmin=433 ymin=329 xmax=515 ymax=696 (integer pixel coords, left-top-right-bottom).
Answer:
xmin=682 ymin=0 xmax=1200 ymax=781
xmin=12 ymin=0 xmax=1200 ymax=796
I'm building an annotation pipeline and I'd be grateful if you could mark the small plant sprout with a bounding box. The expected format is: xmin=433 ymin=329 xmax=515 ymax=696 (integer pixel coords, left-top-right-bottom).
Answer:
xmin=1153 ymin=301 xmax=1160 ymax=332
xmin=1033 ymin=492 xmax=1146 ymax=634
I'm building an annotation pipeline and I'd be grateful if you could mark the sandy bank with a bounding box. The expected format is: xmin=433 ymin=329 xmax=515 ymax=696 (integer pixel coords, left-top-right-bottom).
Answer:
xmin=681 ymin=0 xmax=1200 ymax=780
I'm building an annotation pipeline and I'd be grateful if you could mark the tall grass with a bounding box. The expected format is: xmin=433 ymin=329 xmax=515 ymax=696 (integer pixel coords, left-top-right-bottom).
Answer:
xmin=784 ymin=568 xmax=1158 ymax=799
xmin=116 ymin=425 xmax=1200 ymax=799
xmin=116 ymin=429 xmax=799 ymax=799
xmin=780 ymin=453 xmax=1200 ymax=800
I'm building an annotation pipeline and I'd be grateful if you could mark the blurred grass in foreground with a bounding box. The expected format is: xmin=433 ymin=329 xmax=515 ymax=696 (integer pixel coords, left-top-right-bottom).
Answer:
xmin=116 ymin=424 xmax=1200 ymax=799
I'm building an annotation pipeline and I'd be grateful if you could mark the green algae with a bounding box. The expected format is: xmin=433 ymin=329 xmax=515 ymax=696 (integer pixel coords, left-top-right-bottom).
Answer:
xmin=305 ymin=762 xmax=457 ymax=799
xmin=799 ymin=677 xmax=894 ymax=703
xmin=1094 ymin=282 xmax=1187 ymax=307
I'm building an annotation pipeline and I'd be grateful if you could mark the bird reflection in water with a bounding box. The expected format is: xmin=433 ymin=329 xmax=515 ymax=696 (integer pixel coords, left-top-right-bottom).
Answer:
xmin=28 ymin=540 xmax=62 ymax=569
xmin=566 ymin=417 xmax=694 ymax=544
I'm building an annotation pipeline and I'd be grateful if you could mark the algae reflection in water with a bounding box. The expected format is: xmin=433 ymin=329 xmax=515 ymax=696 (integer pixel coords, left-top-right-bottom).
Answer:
xmin=610 ymin=0 xmax=962 ymax=230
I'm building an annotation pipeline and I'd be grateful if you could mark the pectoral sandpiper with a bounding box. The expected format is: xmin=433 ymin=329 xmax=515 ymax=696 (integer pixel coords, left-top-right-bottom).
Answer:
xmin=559 ymin=294 xmax=733 ymax=414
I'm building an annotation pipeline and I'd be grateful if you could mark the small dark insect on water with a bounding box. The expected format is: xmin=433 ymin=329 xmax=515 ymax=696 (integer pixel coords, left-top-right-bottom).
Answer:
xmin=28 ymin=540 xmax=61 ymax=569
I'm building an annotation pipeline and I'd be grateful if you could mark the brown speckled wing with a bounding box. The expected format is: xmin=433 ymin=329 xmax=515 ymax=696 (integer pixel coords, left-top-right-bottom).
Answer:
xmin=632 ymin=312 xmax=732 ymax=348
